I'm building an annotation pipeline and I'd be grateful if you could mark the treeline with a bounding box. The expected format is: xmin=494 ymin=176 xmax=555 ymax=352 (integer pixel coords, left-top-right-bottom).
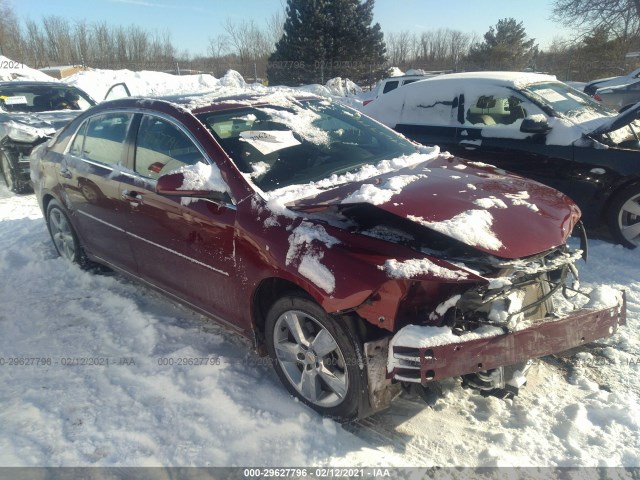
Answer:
xmin=0 ymin=0 xmax=638 ymax=84
xmin=0 ymin=0 xmax=283 ymax=79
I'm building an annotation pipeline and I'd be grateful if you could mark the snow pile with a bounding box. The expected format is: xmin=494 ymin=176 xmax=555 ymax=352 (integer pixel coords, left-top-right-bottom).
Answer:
xmin=504 ymin=191 xmax=540 ymax=212
xmin=387 ymin=67 xmax=404 ymax=77
xmin=324 ymin=77 xmax=362 ymax=97
xmin=389 ymin=324 xmax=503 ymax=352
xmin=473 ymin=196 xmax=508 ymax=209
xmin=341 ymin=174 xmax=422 ymax=205
xmin=408 ymin=210 xmax=504 ymax=251
xmin=176 ymin=162 xmax=227 ymax=193
xmin=64 ymin=68 xmax=238 ymax=102
xmin=381 ymin=258 xmax=468 ymax=280
xmin=257 ymin=106 xmax=329 ymax=145
xmin=585 ymin=285 xmax=622 ymax=309
xmin=0 ymin=56 xmax=55 ymax=82
xmin=285 ymin=222 xmax=339 ymax=294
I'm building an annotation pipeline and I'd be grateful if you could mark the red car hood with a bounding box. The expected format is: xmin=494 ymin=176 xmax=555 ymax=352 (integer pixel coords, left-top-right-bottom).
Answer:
xmin=287 ymin=157 xmax=581 ymax=259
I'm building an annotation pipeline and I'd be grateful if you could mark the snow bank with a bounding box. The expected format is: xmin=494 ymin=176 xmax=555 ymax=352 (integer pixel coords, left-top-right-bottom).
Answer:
xmin=0 ymin=56 xmax=56 ymax=82
xmin=63 ymin=68 xmax=235 ymax=102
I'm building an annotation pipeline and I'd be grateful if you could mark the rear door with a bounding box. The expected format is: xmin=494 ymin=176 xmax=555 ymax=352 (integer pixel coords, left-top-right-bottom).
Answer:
xmin=118 ymin=113 xmax=241 ymax=328
xmin=59 ymin=112 xmax=137 ymax=271
xmin=394 ymin=88 xmax=459 ymax=149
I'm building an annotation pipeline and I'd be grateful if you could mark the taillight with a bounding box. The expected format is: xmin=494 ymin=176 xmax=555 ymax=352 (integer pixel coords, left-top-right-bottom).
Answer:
xmin=363 ymin=99 xmax=373 ymax=106
xmin=592 ymin=94 xmax=603 ymax=102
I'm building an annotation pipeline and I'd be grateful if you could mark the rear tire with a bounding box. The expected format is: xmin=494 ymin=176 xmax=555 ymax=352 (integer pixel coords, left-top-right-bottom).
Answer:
xmin=607 ymin=184 xmax=640 ymax=249
xmin=265 ymin=294 xmax=367 ymax=422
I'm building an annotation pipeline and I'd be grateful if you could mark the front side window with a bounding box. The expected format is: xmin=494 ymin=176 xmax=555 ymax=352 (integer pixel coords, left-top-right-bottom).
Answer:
xmin=134 ymin=115 xmax=206 ymax=179
xmin=83 ymin=113 xmax=133 ymax=166
xmin=197 ymin=100 xmax=416 ymax=191
xmin=465 ymin=94 xmax=531 ymax=127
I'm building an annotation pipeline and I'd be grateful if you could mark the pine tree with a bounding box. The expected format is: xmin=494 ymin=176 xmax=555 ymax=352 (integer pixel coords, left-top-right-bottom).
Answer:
xmin=267 ymin=0 xmax=387 ymax=86
xmin=467 ymin=18 xmax=538 ymax=71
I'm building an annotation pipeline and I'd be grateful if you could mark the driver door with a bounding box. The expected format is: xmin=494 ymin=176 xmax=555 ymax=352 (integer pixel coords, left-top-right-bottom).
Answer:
xmin=119 ymin=114 xmax=240 ymax=325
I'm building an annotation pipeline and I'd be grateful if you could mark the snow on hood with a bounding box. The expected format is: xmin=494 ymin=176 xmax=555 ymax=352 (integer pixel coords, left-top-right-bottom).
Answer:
xmin=286 ymin=157 xmax=580 ymax=259
xmin=261 ymin=148 xmax=442 ymax=217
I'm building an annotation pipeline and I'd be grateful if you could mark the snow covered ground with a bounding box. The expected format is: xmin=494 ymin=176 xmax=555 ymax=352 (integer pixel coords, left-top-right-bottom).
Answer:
xmin=1 ymin=183 xmax=639 ymax=468
xmin=0 ymin=62 xmax=639 ymax=468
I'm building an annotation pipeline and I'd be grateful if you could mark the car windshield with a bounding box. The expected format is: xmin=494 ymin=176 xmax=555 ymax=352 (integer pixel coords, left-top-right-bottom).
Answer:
xmin=522 ymin=81 xmax=613 ymax=118
xmin=197 ymin=100 xmax=417 ymax=191
xmin=0 ymin=84 xmax=94 ymax=113
xmin=523 ymin=81 xmax=640 ymax=150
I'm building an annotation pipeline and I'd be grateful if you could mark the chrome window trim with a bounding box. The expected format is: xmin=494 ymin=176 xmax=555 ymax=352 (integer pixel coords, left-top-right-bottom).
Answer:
xmin=61 ymin=107 xmax=237 ymax=209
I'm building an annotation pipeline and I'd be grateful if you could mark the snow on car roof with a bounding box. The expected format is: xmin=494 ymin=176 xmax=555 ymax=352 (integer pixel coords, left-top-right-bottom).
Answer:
xmin=412 ymin=71 xmax=557 ymax=88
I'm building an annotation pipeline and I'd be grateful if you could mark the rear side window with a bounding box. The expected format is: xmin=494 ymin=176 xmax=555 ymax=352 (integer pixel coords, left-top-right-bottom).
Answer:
xmin=134 ymin=115 xmax=205 ymax=179
xmin=383 ymin=81 xmax=399 ymax=94
xmin=82 ymin=113 xmax=133 ymax=165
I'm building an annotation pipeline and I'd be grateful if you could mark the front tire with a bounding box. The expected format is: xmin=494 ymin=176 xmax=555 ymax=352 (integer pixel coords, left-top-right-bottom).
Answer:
xmin=46 ymin=200 xmax=86 ymax=265
xmin=265 ymin=295 xmax=367 ymax=422
xmin=607 ymin=184 xmax=640 ymax=248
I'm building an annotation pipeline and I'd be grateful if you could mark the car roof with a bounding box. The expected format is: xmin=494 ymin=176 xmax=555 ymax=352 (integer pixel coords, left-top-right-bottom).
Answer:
xmin=100 ymin=90 xmax=322 ymax=115
xmin=411 ymin=71 xmax=558 ymax=87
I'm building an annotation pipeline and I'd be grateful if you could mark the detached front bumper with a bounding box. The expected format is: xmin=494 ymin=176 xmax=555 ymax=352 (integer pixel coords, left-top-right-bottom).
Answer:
xmin=388 ymin=293 xmax=626 ymax=383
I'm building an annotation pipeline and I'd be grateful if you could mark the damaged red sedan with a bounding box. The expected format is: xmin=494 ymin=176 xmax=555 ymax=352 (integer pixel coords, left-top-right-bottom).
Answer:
xmin=30 ymin=92 xmax=626 ymax=421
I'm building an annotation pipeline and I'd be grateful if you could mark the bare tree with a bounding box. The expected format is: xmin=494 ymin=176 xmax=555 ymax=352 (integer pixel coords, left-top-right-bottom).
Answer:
xmin=0 ymin=0 xmax=22 ymax=59
xmin=552 ymin=0 xmax=640 ymax=43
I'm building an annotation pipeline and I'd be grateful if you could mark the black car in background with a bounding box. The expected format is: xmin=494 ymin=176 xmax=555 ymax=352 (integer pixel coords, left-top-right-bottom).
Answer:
xmin=0 ymin=81 xmax=95 ymax=193
xmin=362 ymin=72 xmax=640 ymax=248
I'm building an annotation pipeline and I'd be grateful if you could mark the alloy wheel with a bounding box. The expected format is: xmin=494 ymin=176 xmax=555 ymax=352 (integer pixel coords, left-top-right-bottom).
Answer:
xmin=618 ymin=192 xmax=640 ymax=246
xmin=273 ymin=310 xmax=349 ymax=408
xmin=49 ymin=208 xmax=77 ymax=261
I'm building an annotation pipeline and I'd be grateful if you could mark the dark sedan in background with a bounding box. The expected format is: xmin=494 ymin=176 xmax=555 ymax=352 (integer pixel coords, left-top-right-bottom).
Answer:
xmin=0 ymin=81 xmax=95 ymax=193
xmin=362 ymin=72 xmax=640 ymax=248
xmin=30 ymin=92 xmax=624 ymax=421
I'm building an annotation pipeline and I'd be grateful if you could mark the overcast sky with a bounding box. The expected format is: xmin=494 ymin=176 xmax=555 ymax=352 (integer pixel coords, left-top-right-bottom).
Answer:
xmin=14 ymin=0 xmax=572 ymax=57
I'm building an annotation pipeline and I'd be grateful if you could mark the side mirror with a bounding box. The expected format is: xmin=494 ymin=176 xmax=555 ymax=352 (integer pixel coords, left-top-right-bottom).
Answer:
xmin=156 ymin=171 xmax=228 ymax=203
xmin=520 ymin=116 xmax=551 ymax=134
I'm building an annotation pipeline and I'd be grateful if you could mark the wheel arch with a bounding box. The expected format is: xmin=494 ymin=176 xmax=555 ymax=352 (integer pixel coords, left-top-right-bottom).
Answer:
xmin=602 ymin=177 xmax=640 ymax=222
xmin=250 ymin=277 xmax=313 ymax=354
xmin=250 ymin=276 xmax=387 ymax=354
